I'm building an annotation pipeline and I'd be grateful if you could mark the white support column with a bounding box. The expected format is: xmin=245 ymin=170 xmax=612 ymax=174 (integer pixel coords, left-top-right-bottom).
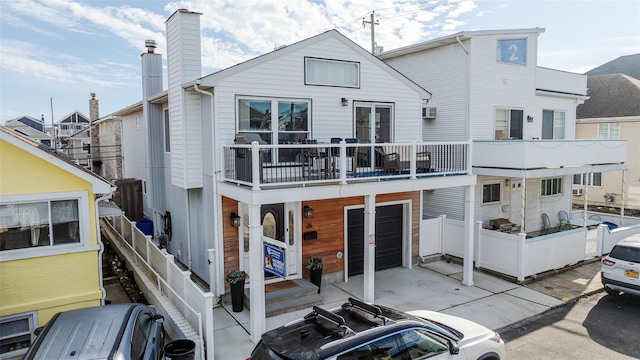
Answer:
xmin=520 ymin=177 xmax=526 ymax=233
xmin=584 ymin=168 xmax=590 ymax=226
xmin=248 ymin=204 xmax=265 ymax=343
xmin=462 ymin=185 xmax=474 ymax=286
xmin=363 ymin=194 xmax=376 ymax=302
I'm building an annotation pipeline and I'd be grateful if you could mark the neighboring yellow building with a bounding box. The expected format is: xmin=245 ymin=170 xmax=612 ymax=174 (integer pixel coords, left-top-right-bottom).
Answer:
xmin=0 ymin=127 xmax=114 ymax=359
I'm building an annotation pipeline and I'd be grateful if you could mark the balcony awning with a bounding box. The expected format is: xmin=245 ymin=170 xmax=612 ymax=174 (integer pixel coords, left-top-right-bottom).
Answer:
xmin=98 ymin=201 xmax=124 ymax=218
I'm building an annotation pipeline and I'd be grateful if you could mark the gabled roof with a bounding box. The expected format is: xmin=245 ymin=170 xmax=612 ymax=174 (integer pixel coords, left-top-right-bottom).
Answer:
xmin=3 ymin=123 xmax=50 ymax=140
xmin=577 ymin=74 xmax=640 ymax=119
xmin=5 ymin=115 xmax=45 ymax=132
xmin=197 ymin=29 xmax=431 ymax=98
xmin=59 ymin=110 xmax=90 ymax=124
xmin=378 ymin=28 xmax=545 ymax=59
xmin=0 ymin=126 xmax=113 ymax=194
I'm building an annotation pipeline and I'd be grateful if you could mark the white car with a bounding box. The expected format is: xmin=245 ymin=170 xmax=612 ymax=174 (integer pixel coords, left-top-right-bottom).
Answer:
xmin=601 ymin=234 xmax=640 ymax=297
xmin=250 ymin=297 xmax=505 ymax=359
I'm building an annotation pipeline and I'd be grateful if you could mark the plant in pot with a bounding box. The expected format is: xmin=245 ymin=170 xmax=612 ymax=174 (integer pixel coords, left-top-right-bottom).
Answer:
xmin=306 ymin=256 xmax=323 ymax=294
xmin=226 ymin=270 xmax=248 ymax=312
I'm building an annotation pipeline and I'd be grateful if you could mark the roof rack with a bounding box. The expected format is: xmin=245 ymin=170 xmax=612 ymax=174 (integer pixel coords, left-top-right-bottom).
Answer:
xmin=305 ymin=306 xmax=352 ymax=337
xmin=343 ymin=297 xmax=389 ymax=325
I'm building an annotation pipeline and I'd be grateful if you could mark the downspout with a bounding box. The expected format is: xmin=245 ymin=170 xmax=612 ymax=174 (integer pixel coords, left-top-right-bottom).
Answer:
xmin=193 ymin=83 xmax=222 ymax=297
xmin=95 ymin=187 xmax=116 ymax=306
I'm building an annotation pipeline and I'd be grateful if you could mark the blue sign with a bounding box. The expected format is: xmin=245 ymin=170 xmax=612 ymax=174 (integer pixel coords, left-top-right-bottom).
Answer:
xmin=264 ymin=243 xmax=286 ymax=278
xmin=497 ymin=39 xmax=527 ymax=65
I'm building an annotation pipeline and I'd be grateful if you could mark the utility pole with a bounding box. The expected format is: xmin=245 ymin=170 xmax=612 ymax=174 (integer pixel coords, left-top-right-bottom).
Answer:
xmin=363 ymin=11 xmax=379 ymax=54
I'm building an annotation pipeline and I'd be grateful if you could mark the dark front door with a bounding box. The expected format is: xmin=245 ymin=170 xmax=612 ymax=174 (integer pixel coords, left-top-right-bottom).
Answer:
xmin=347 ymin=204 xmax=403 ymax=277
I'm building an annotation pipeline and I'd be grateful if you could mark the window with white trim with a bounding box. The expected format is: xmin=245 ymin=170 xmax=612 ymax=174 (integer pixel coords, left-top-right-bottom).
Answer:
xmin=0 ymin=192 xmax=89 ymax=260
xmin=237 ymin=97 xmax=310 ymax=163
xmin=541 ymin=178 xmax=563 ymax=196
xmin=495 ymin=109 xmax=523 ymax=139
xmin=573 ymin=173 xmax=602 ymax=186
xmin=0 ymin=311 xmax=37 ymax=359
xmin=598 ymin=123 xmax=620 ymax=139
xmin=305 ymin=57 xmax=360 ymax=88
xmin=482 ymin=183 xmax=501 ymax=204
xmin=542 ymin=110 xmax=565 ymax=139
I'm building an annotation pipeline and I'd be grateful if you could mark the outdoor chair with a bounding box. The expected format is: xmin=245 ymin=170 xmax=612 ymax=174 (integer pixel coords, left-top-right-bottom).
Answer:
xmin=558 ymin=211 xmax=570 ymax=229
xmin=541 ymin=213 xmax=552 ymax=234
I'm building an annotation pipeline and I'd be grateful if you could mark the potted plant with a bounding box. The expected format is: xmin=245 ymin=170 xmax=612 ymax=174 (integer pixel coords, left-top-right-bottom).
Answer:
xmin=226 ymin=270 xmax=248 ymax=312
xmin=306 ymin=256 xmax=323 ymax=294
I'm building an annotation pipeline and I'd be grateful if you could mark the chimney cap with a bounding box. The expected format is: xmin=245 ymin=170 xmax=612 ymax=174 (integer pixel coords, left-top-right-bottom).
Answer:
xmin=145 ymin=39 xmax=157 ymax=53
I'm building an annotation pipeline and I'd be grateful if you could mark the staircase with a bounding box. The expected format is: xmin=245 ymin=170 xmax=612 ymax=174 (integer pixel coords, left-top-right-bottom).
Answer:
xmin=244 ymin=278 xmax=323 ymax=317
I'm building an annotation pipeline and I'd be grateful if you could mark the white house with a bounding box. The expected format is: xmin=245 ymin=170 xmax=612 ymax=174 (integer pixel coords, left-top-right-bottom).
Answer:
xmin=113 ymin=9 xmax=477 ymax=344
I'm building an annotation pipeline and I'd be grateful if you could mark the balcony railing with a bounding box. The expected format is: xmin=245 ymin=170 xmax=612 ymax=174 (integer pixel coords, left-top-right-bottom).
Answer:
xmin=222 ymin=141 xmax=470 ymax=189
xmin=473 ymin=139 xmax=627 ymax=169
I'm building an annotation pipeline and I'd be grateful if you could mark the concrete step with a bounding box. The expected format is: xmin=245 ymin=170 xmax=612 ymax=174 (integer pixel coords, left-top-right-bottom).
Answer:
xmin=243 ymin=279 xmax=323 ymax=317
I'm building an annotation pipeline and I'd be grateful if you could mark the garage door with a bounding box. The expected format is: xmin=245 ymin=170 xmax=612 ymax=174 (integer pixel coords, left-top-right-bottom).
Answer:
xmin=347 ymin=204 xmax=403 ymax=276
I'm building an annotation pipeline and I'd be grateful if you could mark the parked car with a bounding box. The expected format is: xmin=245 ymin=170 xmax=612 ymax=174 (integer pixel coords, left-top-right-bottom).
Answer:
xmin=23 ymin=303 xmax=164 ymax=360
xmin=249 ymin=297 xmax=505 ymax=359
xmin=601 ymin=234 xmax=640 ymax=297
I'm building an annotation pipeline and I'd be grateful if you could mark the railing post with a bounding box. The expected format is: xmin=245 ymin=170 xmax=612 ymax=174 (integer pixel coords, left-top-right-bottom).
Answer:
xmin=251 ymin=141 xmax=260 ymax=190
xmin=474 ymin=221 xmax=483 ymax=268
xmin=131 ymin=221 xmax=137 ymax=263
xmin=145 ymin=235 xmax=152 ymax=264
xmin=340 ymin=140 xmax=347 ymax=184
xmin=410 ymin=142 xmax=417 ymax=179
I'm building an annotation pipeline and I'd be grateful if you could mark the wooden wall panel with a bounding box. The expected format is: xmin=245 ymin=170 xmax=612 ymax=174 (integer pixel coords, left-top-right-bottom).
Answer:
xmin=222 ymin=196 xmax=239 ymax=292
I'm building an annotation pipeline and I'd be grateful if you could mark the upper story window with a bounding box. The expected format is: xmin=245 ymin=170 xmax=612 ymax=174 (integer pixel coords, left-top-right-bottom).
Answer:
xmin=237 ymin=97 xmax=310 ymax=163
xmin=0 ymin=192 xmax=90 ymax=260
xmin=482 ymin=183 xmax=501 ymax=204
xmin=573 ymin=173 xmax=602 ymax=186
xmin=541 ymin=177 xmax=563 ymax=196
xmin=598 ymin=123 xmax=620 ymax=139
xmin=542 ymin=110 xmax=565 ymax=139
xmin=497 ymin=38 xmax=527 ymax=65
xmin=305 ymin=57 xmax=360 ymax=88
xmin=495 ymin=109 xmax=523 ymax=140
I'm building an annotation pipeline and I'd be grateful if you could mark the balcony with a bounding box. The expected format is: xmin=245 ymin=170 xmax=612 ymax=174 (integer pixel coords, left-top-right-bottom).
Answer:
xmin=222 ymin=141 xmax=470 ymax=190
xmin=473 ymin=139 xmax=626 ymax=173
xmin=536 ymin=67 xmax=587 ymax=96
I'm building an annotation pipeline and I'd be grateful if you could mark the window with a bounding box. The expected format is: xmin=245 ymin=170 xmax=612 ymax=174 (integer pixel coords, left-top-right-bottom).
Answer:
xmin=598 ymin=123 xmax=620 ymax=139
xmin=237 ymin=97 xmax=310 ymax=163
xmin=0 ymin=311 xmax=37 ymax=359
xmin=482 ymin=183 xmax=501 ymax=204
xmin=573 ymin=173 xmax=602 ymax=186
xmin=131 ymin=311 xmax=153 ymax=360
xmin=61 ymin=124 xmax=69 ymax=130
xmin=497 ymin=38 xmax=527 ymax=65
xmin=542 ymin=110 xmax=565 ymax=139
xmin=164 ymin=109 xmax=170 ymax=152
xmin=398 ymin=329 xmax=449 ymax=359
xmin=305 ymin=58 xmax=360 ymax=88
xmin=0 ymin=199 xmax=81 ymax=251
xmin=495 ymin=109 xmax=523 ymax=139
xmin=337 ymin=335 xmax=402 ymax=360
xmin=541 ymin=178 xmax=563 ymax=196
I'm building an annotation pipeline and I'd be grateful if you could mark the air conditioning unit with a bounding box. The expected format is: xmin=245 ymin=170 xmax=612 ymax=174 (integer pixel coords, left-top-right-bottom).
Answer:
xmin=422 ymin=106 xmax=436 ymax=119
xmin=572 ymin=188 xmax=583 ymax=196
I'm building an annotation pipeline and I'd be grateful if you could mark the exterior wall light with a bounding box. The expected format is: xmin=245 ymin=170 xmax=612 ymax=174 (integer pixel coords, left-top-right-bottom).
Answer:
xmin=303 ymin=205 xmax=314 ymax=219
xmin=230 ymin=212 xmax=241 ymax=227
xmin=341 ymin=98 xmax=348 ymax=106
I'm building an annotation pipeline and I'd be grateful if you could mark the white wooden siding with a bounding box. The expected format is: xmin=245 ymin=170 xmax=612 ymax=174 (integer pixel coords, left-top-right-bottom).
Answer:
xmin=210 ymin=36 xmax=424 ymax=145
xmin=384 ymin=42 xmax=469 ymax=142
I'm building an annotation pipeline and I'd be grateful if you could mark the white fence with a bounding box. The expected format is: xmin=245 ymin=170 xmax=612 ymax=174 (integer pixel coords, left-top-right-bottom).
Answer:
xmin=421 ymin=212 xmax=640 ymax=282
xmin=106 ymin=217 xmax=215 ymax=360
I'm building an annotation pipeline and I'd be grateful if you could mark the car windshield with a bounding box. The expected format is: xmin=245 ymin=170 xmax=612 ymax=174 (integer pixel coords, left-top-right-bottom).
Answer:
xmin=610 ymin=245 xmax=640 ymax=262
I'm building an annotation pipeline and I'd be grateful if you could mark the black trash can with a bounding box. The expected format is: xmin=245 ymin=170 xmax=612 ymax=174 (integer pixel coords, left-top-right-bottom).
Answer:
xmin=163 ymin=339 xmax=196 ymax=360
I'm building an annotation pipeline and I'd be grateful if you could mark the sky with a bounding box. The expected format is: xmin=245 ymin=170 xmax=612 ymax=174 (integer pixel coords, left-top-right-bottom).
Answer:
xmin=1 ymin=0 xmax=639 ymax=124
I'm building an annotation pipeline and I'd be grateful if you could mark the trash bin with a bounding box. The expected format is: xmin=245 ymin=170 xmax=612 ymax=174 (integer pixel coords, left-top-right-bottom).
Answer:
xmin=135 ymin=219 xmax=153 ymax=236
xmin=234 ymin=133 xmax=265 ymax=182
xmin=163 ymin=339 xmax=195 ymax=360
